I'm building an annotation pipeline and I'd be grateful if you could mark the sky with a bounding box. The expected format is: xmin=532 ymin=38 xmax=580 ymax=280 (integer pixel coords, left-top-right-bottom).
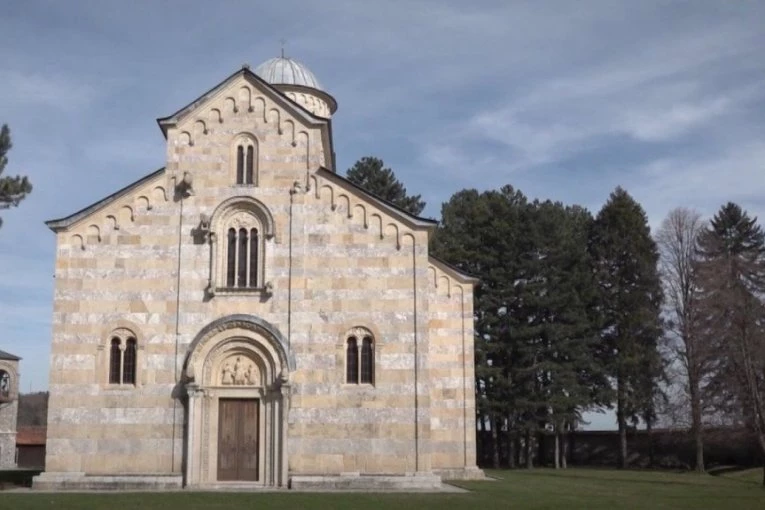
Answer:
xmin=0 ymin=1 xmax=763 ymax=429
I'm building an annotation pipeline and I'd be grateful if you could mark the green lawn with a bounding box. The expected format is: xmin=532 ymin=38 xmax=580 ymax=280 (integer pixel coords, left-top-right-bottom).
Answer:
xmin=3 ymin=468 xmax=764 ymax=510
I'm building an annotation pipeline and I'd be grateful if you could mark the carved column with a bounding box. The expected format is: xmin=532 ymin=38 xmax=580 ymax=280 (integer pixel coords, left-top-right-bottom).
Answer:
xmin=278 ymin=371 xmax=291 ymax=487
xmin=185 ymin=383 xmax=204 ymax=486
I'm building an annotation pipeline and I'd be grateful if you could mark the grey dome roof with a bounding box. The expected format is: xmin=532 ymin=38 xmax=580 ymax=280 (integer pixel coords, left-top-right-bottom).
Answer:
xmin=254 ymin=56 xmax=324 ymax=91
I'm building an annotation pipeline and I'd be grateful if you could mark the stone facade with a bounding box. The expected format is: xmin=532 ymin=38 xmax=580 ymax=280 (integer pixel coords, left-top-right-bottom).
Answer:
xmin=35 ymin=62 xmax=481 ymax=490
xmin=0 ymin=350 xmax=20 ymax=468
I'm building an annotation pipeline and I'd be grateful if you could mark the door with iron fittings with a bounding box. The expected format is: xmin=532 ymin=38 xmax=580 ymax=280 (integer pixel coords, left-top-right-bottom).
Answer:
xmin=217 ymin=398 xmax=259 ymax=481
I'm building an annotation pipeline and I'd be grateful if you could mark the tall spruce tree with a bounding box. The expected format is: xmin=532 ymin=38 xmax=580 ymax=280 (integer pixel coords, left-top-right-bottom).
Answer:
xmin=0 ymin=124 xmax=33 ymax=228
xmin=531 ymin=201 xmax=610 ymax=468
xmin=432 ymin=185 xmax=532 ymax=467
xmin=695 ymin=203 xmax=765 ymax=484
xmin=346 ymin=156 xmax=425 ymax=216
xmin=589 ymin=187 xmax=663 ymax=469
xmin=433 ymin=189 xmax=608 ymax=468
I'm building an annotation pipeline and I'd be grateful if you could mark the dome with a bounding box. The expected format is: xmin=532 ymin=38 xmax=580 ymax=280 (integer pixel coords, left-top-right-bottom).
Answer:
xmin=254 ymin=56 xmax=324 ymax=91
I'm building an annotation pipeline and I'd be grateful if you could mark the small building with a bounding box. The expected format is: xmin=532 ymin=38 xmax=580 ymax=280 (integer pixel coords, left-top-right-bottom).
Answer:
xmin=0 ymin=349 xmax=20 ymax=468
xmin=16 ymin=427 xmax=46 ymax=469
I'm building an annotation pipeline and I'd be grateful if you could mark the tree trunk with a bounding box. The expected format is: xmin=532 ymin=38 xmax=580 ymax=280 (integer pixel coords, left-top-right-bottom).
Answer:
xmin=561 ymin=427 xmax=568 ymax=469
xmin=554 ymin=431 xmax=560 ymax=469
xmin=647 ymin=415 xmax=655 ymax=469
xmin=689 ymin=370 xmax=705 ymax=472
xmin=508 ymin=431 xmax=516 ymax=469
xmin=617 ymin=376 xmax=628 ymax=469
xmin=525 ymin=429 xmax=534 ymax=469
xmin=515 ymin=435 xmax=522 ymax=467
xmin=491 ymin=416 xmax=500 ymax=469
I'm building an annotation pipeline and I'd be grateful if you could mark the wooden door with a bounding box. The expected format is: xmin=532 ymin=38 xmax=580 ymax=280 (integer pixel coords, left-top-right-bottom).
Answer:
xmin=217 ymin=398 xmax=259 ymax=481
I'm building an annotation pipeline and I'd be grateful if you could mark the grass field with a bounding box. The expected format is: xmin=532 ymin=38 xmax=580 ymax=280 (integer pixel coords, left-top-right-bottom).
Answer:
xmin=2 ymin=468 xmax=764 ymax=510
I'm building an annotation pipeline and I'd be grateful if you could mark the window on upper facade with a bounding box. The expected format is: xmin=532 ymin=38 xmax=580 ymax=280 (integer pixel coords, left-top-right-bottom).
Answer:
xmin=0 ymin=370 xmax=10 ymax=400
xmin=209 ymin=198 xmax=274 ymax=296
xmin=345 ymin=329 xmax=375 ymax=385
xmin=108 ymin=331 xmax=138 ymax=385
xmin=226 ymin=227 xmax=260 ymax=288
xmin=234 ymin=137 xmax=257 ymax=185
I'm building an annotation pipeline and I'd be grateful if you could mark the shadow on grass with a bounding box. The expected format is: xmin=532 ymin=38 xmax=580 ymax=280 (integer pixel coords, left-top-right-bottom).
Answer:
xmin=493 ymin=468 xmax=724 ymax=488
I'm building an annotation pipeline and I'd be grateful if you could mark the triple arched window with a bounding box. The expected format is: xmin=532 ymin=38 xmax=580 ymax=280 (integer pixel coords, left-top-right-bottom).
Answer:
xmin=234 ymin=137 xmax=257 ymax=185
xmin=208 ymin=198 xmax=273 ymax=295
xmin=346 ymin=329 xmax=375 ymax=385
xmin=108 ymin=331 xmax=137 ymax=385
xmin=226 ymin=227 xmax=259 ymax=288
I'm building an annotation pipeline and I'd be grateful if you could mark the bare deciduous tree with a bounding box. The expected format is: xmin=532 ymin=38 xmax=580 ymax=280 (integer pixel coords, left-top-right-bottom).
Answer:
xmin=656 ymin=207 xmax=709 ymax=472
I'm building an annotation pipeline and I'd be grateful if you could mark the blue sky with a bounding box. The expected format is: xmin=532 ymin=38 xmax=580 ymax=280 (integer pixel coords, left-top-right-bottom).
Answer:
xmin=1 ymin=1 xmax=763 ymax=429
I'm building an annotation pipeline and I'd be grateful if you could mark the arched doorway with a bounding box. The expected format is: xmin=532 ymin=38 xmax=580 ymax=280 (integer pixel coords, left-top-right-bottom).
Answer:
xmin=183 ymin=315 xmax=292 ymax=487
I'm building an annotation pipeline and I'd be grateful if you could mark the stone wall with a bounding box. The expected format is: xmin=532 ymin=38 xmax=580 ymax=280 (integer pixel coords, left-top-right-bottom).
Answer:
xmin=0 ymin=358 xmax=19 ymax=468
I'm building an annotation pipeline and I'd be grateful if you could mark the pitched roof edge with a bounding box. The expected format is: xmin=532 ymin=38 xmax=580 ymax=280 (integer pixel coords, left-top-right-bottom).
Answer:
xmin=315 ymin=167 xmax=437 ymax=230
xmin=45 ymin=167 xmax=166 ymax=232
xmin=156 ymin=67 xmax=330 ymax=138
xmin=0 ymin=348 xmax=21 ymax=360
xmin=428 ymin=255 xmax=480 ymax=285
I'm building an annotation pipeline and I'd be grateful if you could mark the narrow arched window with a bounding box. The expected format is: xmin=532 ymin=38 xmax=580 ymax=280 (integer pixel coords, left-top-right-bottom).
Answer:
xmin=109 ymin=337 xmax=121 ymax=384
xmin=236 ymin=145 xmax=244 ymax=184
xmin=0 ymin=370 xmax=11 ymax=400
xmin=227 ymin=228 xmax=236 ymax=287
xmin=360 ymin=336 xmax=374 ymax=384
xmin=346 ymin=337 xmax=359 ymax=384
xmin=246 ymin=145 xmax=254 ymax=185
xmin=249 ymin=228 xmax=258 ymax=287
xmin=123 ymin=338 xmax=137 ymax=384
xmin=237 ymin=228 xmax=248 ymax=287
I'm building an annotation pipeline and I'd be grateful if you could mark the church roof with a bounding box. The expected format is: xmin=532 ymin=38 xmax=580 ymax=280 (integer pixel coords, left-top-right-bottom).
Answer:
xmin=0 ymin=349 xmax=21 ymax=361
xmin=45 ymin=167 xmax=165 ymax=232
xmin=316 ymin=167 xmax=437 ymax=230
xmin=156 ymin=66 xmax=335 ymax=137
xmin=255 ymin=56 xmax=324 ymax=91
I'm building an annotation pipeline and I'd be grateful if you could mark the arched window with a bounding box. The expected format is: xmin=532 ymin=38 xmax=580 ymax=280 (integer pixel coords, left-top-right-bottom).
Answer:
xmin=209 ymin=198 xmax=273 ymax=295
xmin=107 ymin=330 xmax=138 ymax=386
xmin=123 ymin=338 xmax=137 ymax=384
xmin=236 ymin=145 xmax=244 ymax=184
xmin=345 ymin=328 xmax=375 ymax=385
xmin=360 ymin=336 xmax=374 ymax=384
xmin=346 ymin=337 xmax=359 ymax=384
xmin=109 ymin=337 xmax=121 ymax=384
xmin=225 ymin=227 xmax=259 ymax=289
xmin=0 ymin=370 xmax=11 ymax=400
xmin=234 ymin=137 xmax=257 ymax=185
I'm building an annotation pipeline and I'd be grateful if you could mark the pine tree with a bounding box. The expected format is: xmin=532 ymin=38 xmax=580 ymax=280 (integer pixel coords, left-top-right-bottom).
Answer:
xmin=346 ymin=156 xmax=425 ymax=216
xmin=0 ymin=124 xmax=33 ymax=228
xmin=696 ymin=203 xmax=765 ymax=484
xmin=589 ymin=187 xmax=663 ymax=469
xmin=432 ymin=185 xmax=532 ymax=467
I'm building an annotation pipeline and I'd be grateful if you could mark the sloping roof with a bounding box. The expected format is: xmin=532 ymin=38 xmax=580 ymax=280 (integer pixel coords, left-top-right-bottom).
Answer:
xmin=155 ymin=65 xmax=337 ymax=170
xmin=45 ymin=168 xmax=165 ymax=232
xmin=0 ymin=349 xmax=21 ymax=361
xmin=156 ymin=66 xmax=334 ymax=136
xmin=428 ymin=255 xmax=480 ymax=285
xmin=315 ymin=167 xmax=438 ymax=230
xmin=16 ymin=427 xmax=46 ymax=446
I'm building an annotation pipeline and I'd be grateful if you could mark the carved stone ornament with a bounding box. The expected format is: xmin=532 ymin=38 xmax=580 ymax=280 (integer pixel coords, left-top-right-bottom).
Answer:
xmin=228 ymin=211 xmax=259 ymax=230
xmin=220 ymin=355 xmax=259 ymax=386
xmin=348 ymin=326 xmax=373 ymax=340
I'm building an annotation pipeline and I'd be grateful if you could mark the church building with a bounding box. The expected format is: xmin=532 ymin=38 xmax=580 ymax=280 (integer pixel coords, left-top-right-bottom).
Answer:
xmin=35 ymin=55 xmax=482 ymax=490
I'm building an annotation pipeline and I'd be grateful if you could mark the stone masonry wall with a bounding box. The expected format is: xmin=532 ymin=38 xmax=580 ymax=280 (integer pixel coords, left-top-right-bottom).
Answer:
xmin=45 ymin=73 xmax=476 ymax=477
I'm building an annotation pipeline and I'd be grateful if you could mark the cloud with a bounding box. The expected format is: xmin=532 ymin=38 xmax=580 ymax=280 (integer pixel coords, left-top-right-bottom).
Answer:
xmin=2 ymin=70 xmax=98 ymax=112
